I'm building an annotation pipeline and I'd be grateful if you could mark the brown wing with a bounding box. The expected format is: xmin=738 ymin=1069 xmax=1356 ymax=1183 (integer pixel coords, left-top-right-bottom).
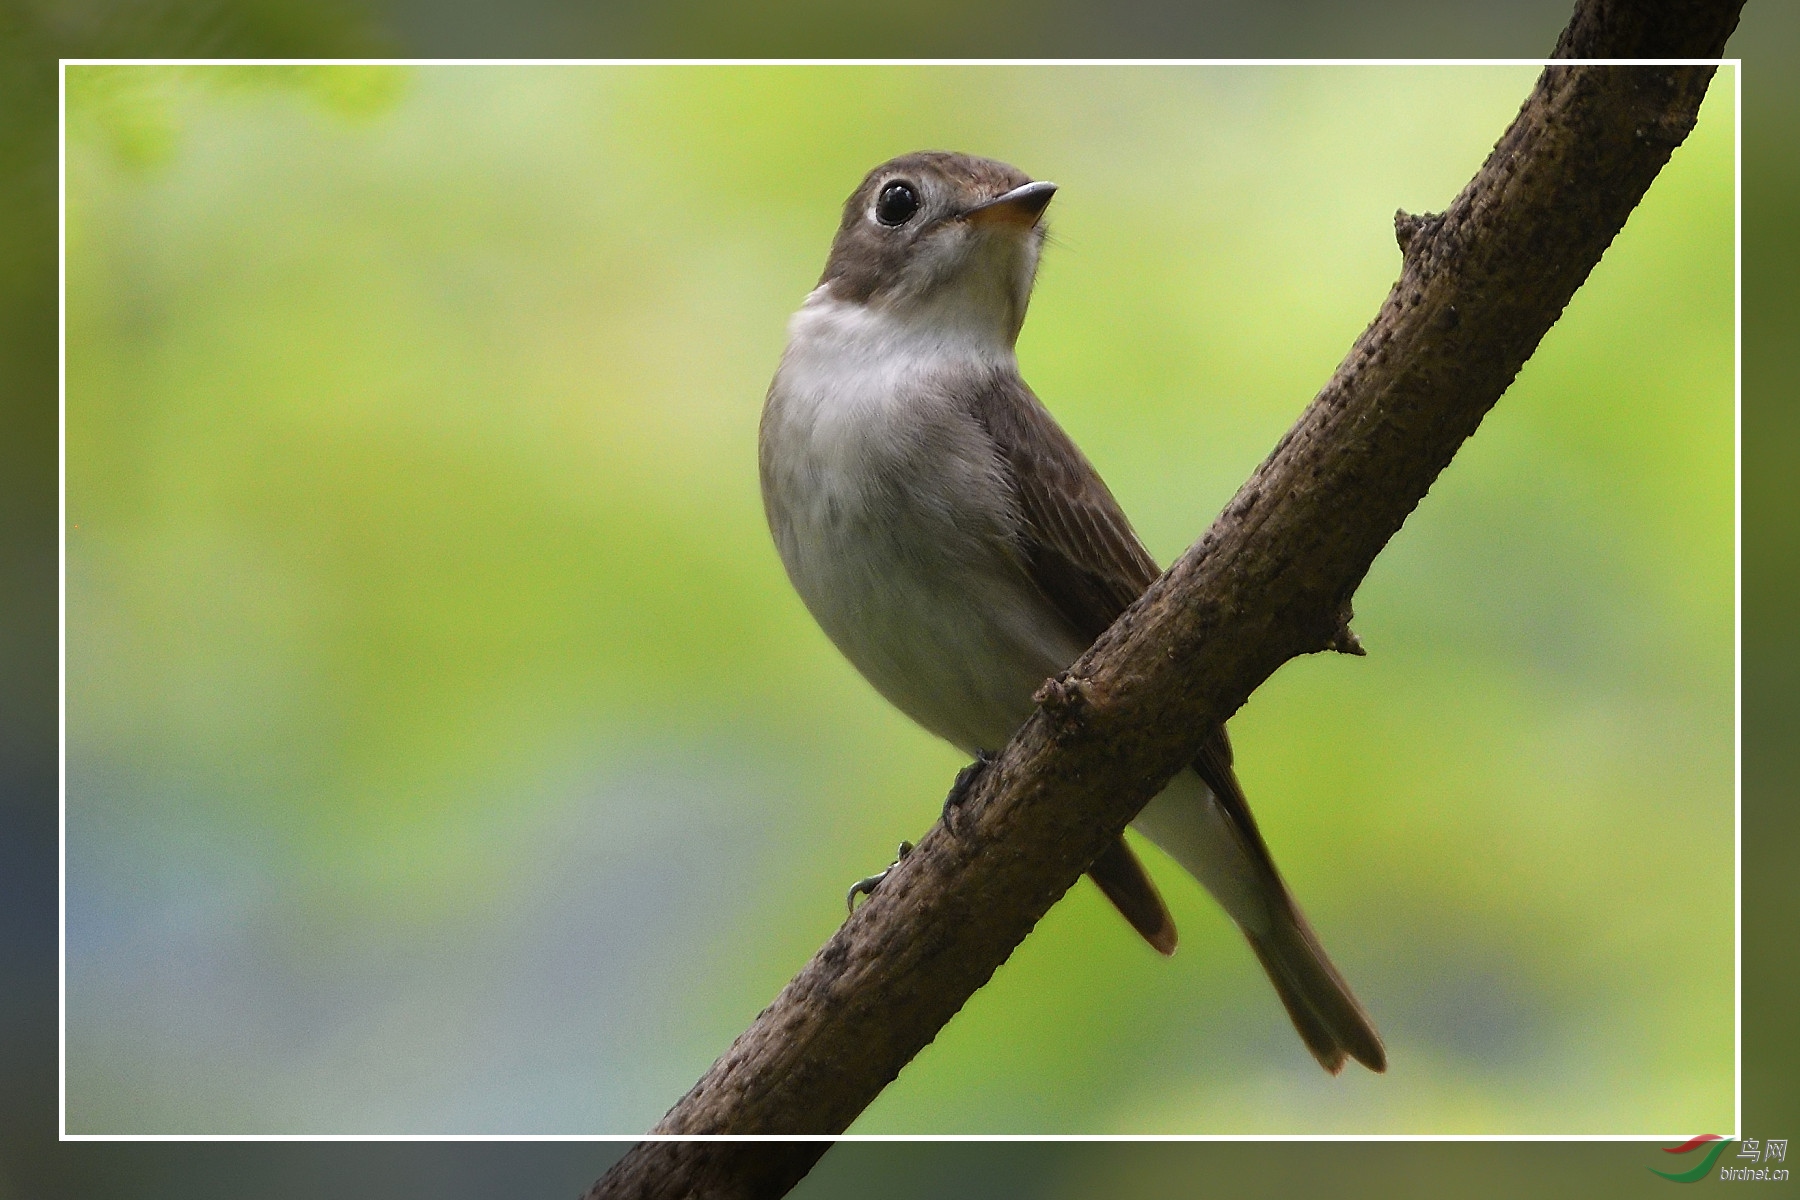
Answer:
xmin=967 ymin=374 xmax=1272 ymax=857
xmin=1192 ymin=724 xmax=1278 ymax=882
xmin=1088 ymin=838 xmax=1176 ymax=956
xmin=965 ymin=372 xmax=1160 ymax=645
xmin=965 ymin=371 xmax=1178 ymax=951
xmin=966 ymin=376 xmax=1383 ymax=1066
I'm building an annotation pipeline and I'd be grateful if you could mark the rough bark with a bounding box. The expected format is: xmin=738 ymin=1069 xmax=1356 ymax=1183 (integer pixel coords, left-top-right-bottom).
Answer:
xmin=582 ymin=1144 xmax=829 ymax=1200
xmin=587 ymin=0 xmax=1742 ymax=1194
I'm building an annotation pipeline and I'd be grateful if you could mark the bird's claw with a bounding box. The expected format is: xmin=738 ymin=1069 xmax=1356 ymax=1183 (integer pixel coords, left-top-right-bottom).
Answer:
xmin=846 ymin=841 xmax=914 ymax=913
xmin=941 ymin=749 xmax=996 ymax=837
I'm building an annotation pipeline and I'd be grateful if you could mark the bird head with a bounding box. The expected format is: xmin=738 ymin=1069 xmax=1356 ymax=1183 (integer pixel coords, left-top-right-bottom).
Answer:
xmin=817 ymin=151 xmax=1056 ymax=347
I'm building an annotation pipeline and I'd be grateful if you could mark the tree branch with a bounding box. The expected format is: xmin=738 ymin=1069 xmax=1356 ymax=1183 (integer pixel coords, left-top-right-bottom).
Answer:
xmin=588 ymin=1 xmax=1741 ymax=1194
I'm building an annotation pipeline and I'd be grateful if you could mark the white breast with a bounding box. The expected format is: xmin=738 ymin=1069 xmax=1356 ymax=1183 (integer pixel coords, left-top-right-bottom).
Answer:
xmin=760 ymin=292 xmax=1086 ymax=753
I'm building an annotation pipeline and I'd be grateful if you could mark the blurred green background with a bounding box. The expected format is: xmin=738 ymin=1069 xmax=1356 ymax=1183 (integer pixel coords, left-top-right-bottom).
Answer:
xmin=62 ymin=64 xmax=1733 ymax=1136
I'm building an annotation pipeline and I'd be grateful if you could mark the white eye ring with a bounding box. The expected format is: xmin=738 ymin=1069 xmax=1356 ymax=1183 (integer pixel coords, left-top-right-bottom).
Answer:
xmin=875 ymin=180 xmax=920 ymax=226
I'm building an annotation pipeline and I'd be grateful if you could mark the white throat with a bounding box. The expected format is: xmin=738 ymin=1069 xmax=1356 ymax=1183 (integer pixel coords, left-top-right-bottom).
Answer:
xmin=774 ymin=288 xmax=1019 ymax=424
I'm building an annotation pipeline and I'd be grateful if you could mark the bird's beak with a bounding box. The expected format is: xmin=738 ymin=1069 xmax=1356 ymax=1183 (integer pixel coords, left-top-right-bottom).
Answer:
xmin=961 ymin=180 xmax=1057 ymax=228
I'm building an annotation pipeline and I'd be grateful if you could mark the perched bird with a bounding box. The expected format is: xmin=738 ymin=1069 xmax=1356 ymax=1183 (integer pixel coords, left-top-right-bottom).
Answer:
xmin=758 ymin=151 xmax=1384 ymax=1074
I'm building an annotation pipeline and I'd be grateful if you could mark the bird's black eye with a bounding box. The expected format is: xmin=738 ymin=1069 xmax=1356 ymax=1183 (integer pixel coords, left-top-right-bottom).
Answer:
xmin=875 ymin=180 xmax=920 ymax=226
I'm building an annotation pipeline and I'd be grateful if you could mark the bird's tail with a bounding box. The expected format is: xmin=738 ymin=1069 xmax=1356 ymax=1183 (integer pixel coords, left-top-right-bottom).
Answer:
xmin=1132 ymin=769 xmax=1385 ymax=1074
xmin=1240 ymin=898 xmax=1386 ymax=1074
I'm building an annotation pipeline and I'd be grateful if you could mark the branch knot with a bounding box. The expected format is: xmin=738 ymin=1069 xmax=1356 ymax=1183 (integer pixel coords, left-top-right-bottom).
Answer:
xmin=1033 ymin=672 xmax=1093 ymax=729
xmin=1328 ymin=624 xmax=1366 ymax=656
xmin=1394 ymin=208 xmax=1444 ymax=258
xmin=1326 ymin=601 xmax=1366 ymax=657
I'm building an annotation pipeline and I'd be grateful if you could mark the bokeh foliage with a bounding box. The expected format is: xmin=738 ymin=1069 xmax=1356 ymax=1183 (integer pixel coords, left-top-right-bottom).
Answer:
xmin=63 ymin=64 xmax=1734 ymax=1134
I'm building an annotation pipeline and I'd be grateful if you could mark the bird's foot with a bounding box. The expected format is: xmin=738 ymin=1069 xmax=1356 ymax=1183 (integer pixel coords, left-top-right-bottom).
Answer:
xmin=846 ymin=841 xmax=914 ymax=914
xmin=941 ymin=749 xmax=996 ymax=838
